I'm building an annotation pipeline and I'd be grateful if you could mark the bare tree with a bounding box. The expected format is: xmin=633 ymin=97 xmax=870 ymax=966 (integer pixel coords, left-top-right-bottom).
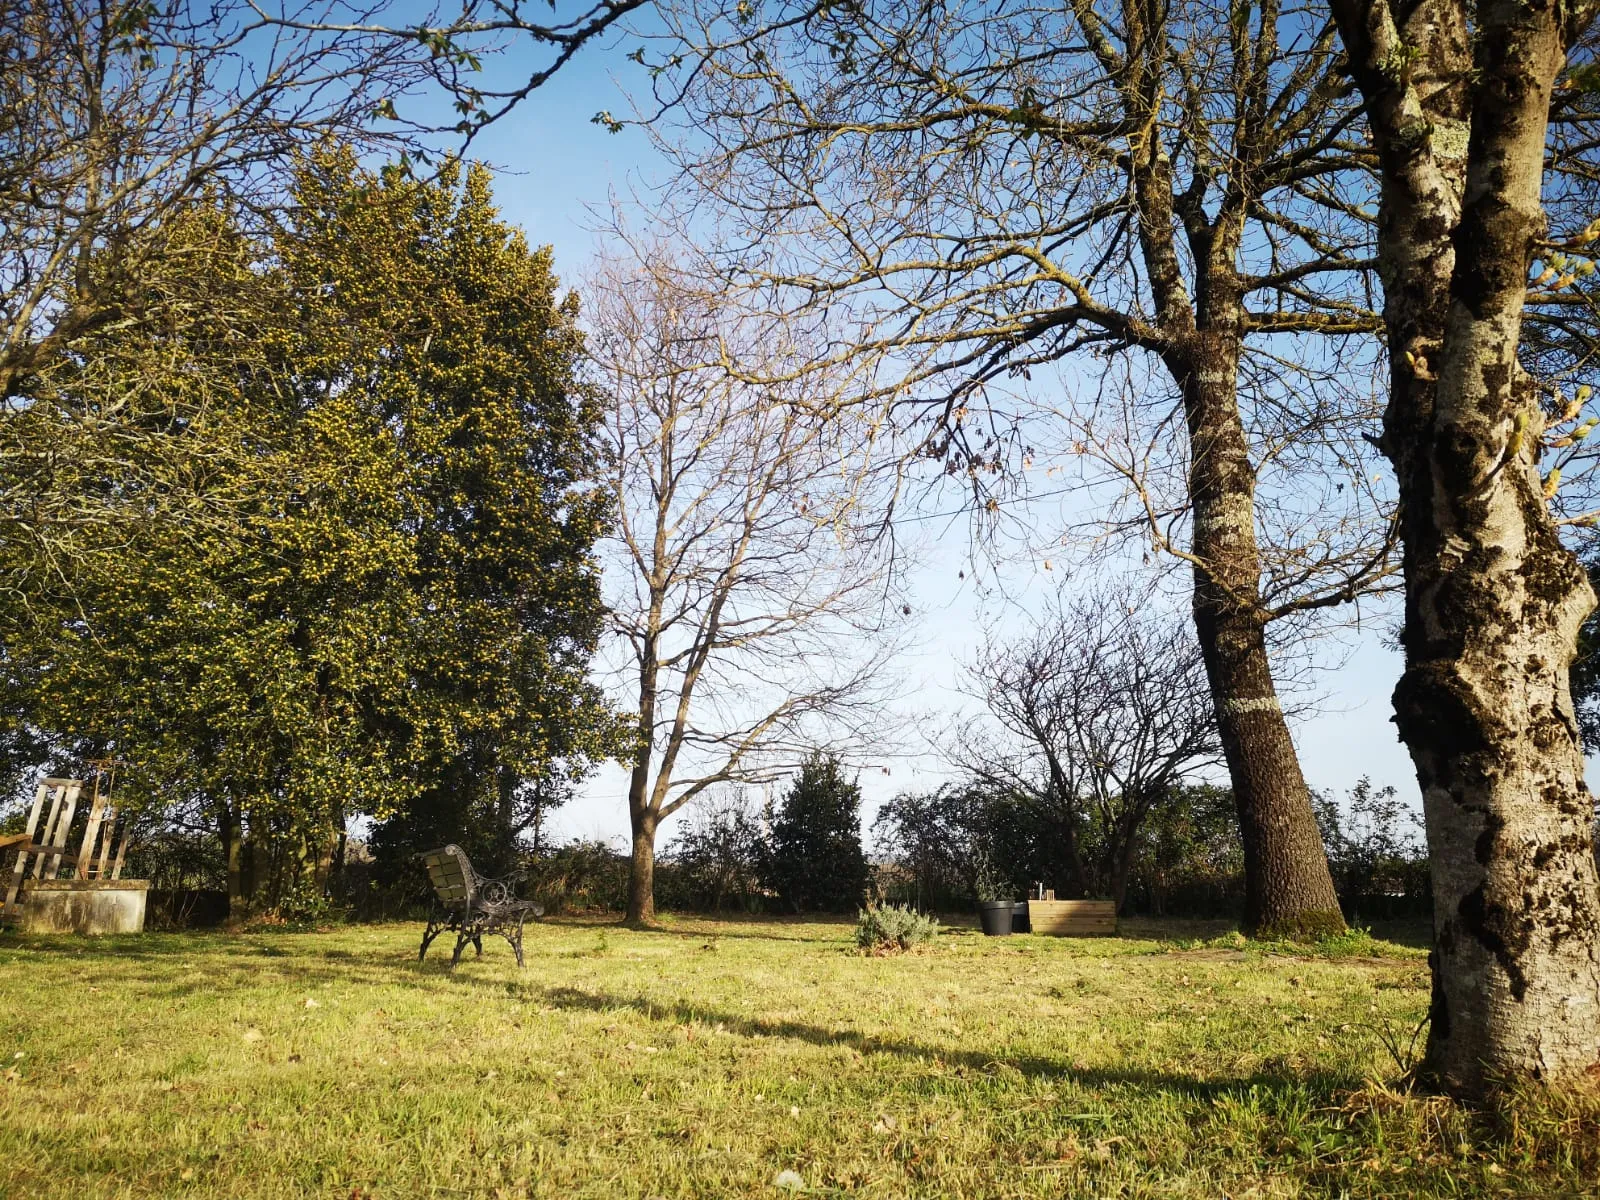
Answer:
xmin=955 ymin=584 xmax=1220 ymax=913
xmin=257 ymin=1 xmax=651 ymax=142
xmin=586 ymin=249 xmax=901 ymax=925
xmin=644 ymin=0 xmax=1391 ymax=935
xmin=1330 ymin=0 xmax=1600 ymax=1095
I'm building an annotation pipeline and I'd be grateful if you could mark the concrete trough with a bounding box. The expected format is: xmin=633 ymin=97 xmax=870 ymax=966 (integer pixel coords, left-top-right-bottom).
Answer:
xmin=18 ymin=879 xmax=149 ymax=934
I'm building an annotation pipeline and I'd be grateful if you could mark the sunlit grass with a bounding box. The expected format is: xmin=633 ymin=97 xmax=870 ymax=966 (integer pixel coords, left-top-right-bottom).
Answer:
xmin=0 ymin=914 xmax=1591 ymax=1197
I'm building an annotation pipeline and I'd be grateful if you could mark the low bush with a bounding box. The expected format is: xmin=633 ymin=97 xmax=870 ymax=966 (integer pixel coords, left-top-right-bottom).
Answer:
xmin=524 ymin=839 xmax=631 ymax=914
xmin=855 ymin=902 xmax=940 ymax=953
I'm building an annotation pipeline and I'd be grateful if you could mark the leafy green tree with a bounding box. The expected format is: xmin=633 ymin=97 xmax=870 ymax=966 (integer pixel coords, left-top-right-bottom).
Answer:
xmin=2 ymin=152 xmax=615 ymax=914
xmin=1312 ymin=778 xmax=1429 ymax=918
xmin=1 ymin=201 xmax=385 ymax=911
xmin=1123 ymin=784 xmax=1244 ymax=917
xmin=283 ymin=149 xmax=617 ymax=882
xmin=764 ymin=752 xmax=870 ymax=913
xmin=870 ymin=785 xmax=982 ymax=911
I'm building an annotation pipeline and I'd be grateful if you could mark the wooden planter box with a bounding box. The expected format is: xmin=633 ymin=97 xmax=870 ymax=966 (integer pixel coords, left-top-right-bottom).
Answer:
xmin=1027 ymin=899 xmax=1117 ymax=936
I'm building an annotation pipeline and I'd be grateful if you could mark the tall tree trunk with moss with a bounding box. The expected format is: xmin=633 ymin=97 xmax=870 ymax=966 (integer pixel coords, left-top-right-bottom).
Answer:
xmin=1176 ymin=337 xmax=1344 ymax=936
xmin=1123 ymin=64 xmax=1346 ymax=936
xmin=1333 ymin=0 xmax=1600 ymax=1094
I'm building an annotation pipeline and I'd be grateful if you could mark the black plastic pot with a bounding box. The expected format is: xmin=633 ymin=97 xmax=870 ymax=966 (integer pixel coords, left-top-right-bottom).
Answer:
xmin=978 ymin=900 xmax=1014 ymax=936
xmin=1012 ymin=901 xmax=1031 ymax=933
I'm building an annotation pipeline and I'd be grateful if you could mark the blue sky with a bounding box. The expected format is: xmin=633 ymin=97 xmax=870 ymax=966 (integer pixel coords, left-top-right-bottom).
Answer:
xmin=422 ymin=32 xmax=1427 ymax=848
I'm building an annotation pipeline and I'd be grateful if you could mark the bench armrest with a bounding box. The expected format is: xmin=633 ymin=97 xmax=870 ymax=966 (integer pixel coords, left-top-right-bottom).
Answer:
xmin=475 ymin=874 xmax=528 ymax=906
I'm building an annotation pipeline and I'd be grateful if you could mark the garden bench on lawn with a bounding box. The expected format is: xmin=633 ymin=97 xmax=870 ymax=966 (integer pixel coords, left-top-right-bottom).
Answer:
xmin=418 ymin=845 xmax=544 ymax=969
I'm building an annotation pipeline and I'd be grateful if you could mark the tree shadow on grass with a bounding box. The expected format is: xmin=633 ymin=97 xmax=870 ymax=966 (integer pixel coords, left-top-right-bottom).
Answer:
xmin=583 ymin=915 xmax=857 ymax=943
xmin=0 ymin=929 xmax=503 ymax=998
xmin=2 ymin=934 xmax=1385 ymax=1124
xmin=528 ymin=982 xmax=1361 ymax=1106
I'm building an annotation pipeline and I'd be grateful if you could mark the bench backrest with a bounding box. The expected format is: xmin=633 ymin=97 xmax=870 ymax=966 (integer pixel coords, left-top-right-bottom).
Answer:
xmin=420 ymin=845 xmax=476 ymax=909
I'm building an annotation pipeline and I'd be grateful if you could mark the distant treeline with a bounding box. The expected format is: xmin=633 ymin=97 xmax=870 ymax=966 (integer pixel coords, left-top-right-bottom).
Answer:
xmin=125 ymin=771 xmax=1437 ymax=928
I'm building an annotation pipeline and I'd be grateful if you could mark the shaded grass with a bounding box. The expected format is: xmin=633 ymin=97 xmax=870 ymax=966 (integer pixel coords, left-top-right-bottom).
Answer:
xmin=0 ymin=915 xmax=1591 ymax=1198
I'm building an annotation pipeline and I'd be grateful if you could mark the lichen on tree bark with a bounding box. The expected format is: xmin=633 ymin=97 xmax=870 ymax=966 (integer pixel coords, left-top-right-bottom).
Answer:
xmin=1332 ymin=0 xmax=1600 ymax=1095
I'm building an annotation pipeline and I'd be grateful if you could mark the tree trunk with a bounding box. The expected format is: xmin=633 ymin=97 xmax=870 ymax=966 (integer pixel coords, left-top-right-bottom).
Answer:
xmin=1395 ymin=1 xmax=1599 ymax=1092
xmin=1044 ymin=775 xmax=1090 ymax=898
xmin=1109 ymin=834 xmax=1136 ymax=916
xmin=495 ymin=762 xmax=518 ymax=868
xmin=1107 ymin=799 xmax=1151 ymax=916
xmin=1331 ymin=0 xmax=1600 ymax=1094
xmin=623 ymin=715 xmax=660 ymax=925
xmin=626 ymin=807 xmax=658 ymax=926
xmin=220 ymin=803 xmax=246 ymax=919
xmin=1173 ymin=335 xmax=1345 ymax=937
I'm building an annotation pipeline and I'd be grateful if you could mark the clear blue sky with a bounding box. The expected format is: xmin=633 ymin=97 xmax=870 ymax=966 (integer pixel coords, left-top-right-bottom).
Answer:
xmin=427 ymin=31 xmax=1432 ymax=849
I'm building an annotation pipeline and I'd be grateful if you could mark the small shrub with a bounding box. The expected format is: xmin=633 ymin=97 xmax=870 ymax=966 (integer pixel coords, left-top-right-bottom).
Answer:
xmin=267 ymin=880 xmax=336 ymax=929
xmin=855 ymin=903 xmax=940 ymax=953
xmin=525 ymin=839 xmax=631 ymax=913
xmin=1304 ymin=926 xmax=1395 ymax=958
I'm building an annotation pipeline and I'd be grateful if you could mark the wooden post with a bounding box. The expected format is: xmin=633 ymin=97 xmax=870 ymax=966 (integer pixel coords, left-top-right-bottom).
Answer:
xmin=39 ymin=781 xmax=80 ymax=880
xmin=78 ymin=776 xmax=108 ymax=880
xmin=33 ymin=783 xmax=67 ymax=879
xmin=3 ymin=782 xmax=50 ymax=909
xmin=95 ymin=810 xmax=116 ymax=880
xmin=110 ymin=826 xmax=130 ymax=881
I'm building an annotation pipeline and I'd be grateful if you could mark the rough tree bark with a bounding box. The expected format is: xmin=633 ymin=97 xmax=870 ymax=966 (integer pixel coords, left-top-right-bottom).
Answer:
xmin=1332 ymin=0 xmax=1600 ymax=1093
xmin=627 ymin=807 xmax=659 ymax=925
xmin=623 ymin=570 xmax=668 ymax=926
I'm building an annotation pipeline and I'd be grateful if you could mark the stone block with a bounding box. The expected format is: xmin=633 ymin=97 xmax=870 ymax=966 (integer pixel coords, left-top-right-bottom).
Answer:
xmin=18 ymin=879 xmax=149 ymax=934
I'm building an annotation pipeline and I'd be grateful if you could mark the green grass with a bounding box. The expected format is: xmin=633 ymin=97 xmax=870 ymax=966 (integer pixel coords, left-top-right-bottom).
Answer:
xmin=0 ymin=915 xmax=1593 ymax=1198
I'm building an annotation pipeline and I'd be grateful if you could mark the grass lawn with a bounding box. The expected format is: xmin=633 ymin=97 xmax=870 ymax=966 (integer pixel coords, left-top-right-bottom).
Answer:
xmin=0 ymin=914 xmax=1595 ymax=1198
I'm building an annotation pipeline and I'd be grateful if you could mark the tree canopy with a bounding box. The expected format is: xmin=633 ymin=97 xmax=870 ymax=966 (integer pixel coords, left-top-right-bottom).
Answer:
xmin=1 ymin=149 xmax=616 ymax=913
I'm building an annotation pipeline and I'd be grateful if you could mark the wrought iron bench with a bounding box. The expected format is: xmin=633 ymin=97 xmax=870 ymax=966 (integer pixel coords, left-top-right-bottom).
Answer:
xmin=418 ymin=845 xmax=544 ymax=969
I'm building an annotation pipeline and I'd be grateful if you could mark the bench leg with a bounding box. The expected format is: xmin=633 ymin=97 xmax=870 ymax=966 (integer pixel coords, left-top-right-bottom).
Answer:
xmin=506 ymin=915 xmax=526 ymax=968
xmin=449 ymin=928 xmax=471 ymax=970
xmin=419 ymin=917 xmax=446 ymax=963
xmin=472 ymin=933 xmax=484 ymax=958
